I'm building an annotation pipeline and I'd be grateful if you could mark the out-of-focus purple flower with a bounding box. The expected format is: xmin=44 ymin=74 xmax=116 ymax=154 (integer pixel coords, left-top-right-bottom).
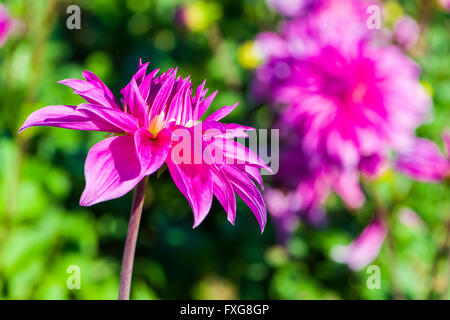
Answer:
xmin=394 ymin=16 xmax=420 ymax=50
xmin=0 ymin=5 xmax=13 ymax=47
xmin=266 ymin=0 xmax=318 ymax=18
xmin=331 ymin=218 xmax=387 ymax=270
xmin=265 ymin=188 xmax=303 ymax=242
xmin=20 ymin=61 xmax=269 ymax=232
xmin=255 ymin=0 xmax=431 ymax=243
xmin=396 ymin=133 xmax=450 ymax=182
xmin=438 ymin=0 xmax=450 ymax=12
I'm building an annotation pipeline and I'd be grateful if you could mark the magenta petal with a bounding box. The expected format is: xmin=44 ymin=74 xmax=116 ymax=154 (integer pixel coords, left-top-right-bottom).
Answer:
xmin=212 ymin=168 xmax=236 ymax=224
xmin=332 ymin=170 xmax=365 ymax=209
xmin=83 ymin=71 xmax=121 ymax=108
xmin=134 ymin=60 xmax=150 ymax=86
xmin=195 ymin=90 xmax=218 ymax=121
xmin=396 ymin=138 xmax=449 ymax=182
xmin=80 ymin=135 xmax=143 ymax=206
xmin=222 ymin=165 xmax=267 ymax=233
xmin=205 ymin=103 xmax=238 ymax=122
xmin=134 ymin=127 xmax=172 ymax=175
xmin=121 ymin=77 xmax=149 ymax=127
xmin=215 ymin=137 xmax=272 ymax=172
xmin=59 ymin=72 xmax=120 ymax=110
xmin=192 ymin=80 xmax=207 ymax=120
xmin=166 ymin=157 xmax=213 ymax=228
xmin=166 ymin=78 xmax=192 ymax=124
xmin=19 ymin=105 xmax=124 ymax=133
xmin=359 ymin=153 xmax=385 ymax=177
xmin=58 ymin=79 xmax=96 ymax=92
xmin=77 ymin=103 xmax=140 ymax=133
xmin=332 ymin=219 xmax=387 ymax=271
xmin=236 ymin=165 xmax=264 ymax=190
xmin=149 ymin=68 xmax=177 ymax=119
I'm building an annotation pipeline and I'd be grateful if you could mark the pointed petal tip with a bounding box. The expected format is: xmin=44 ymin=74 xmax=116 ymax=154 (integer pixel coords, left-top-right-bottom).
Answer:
xmin=192 ymin=211 xmax=209 ymax=229
xmin=79 ymin=189 xmax=98 ymax=207
xmin=227 ymin=215 xmax=235 ymax=226
xmin=192 ymin=219 xmax=201 ymax=229
xmin=259 ymin=220 xmax=266 ymax=234
xmin=79 ymin=196 xmax=93 ymax=207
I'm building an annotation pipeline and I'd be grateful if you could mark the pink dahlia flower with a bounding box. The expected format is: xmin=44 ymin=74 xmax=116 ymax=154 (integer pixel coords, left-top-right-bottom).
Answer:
xmin=396 ymin=131 xmax=450 ymax=182
xmin=255 ymin=16 xmax=430 ymax=218
xmin=20 ymin=61 xmax=269 ymax=232
xmin=253 ymin=0 xmax=431 ymax=266
xmin=0 ymin=5 xmax=13 ymax=47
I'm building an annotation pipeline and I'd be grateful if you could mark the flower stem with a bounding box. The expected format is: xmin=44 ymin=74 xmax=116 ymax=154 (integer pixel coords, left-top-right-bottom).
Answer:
xmin=118 ymin=177 xmax=148 ymax=300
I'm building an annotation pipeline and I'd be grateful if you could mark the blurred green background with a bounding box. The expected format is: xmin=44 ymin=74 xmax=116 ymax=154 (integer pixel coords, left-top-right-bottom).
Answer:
xmin=0 ymin=0 xmax=449 ymax=299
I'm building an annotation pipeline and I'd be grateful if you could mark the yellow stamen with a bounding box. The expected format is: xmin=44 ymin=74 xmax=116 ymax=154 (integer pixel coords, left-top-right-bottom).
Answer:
xmin=184 ymin=119 xmax=195 ymax=128
xmin=148 ymin=112 xmax=166 ymax=137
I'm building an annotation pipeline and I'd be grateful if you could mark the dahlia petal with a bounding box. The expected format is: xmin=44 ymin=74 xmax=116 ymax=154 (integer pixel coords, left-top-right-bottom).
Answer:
xmin=223 ymin=165 xmax=267 ymax=233
xmin=195 ymin=90 xmax=218 ymax=120
xmin=139 ymin=73 xmax=153 ymax=102
xmin=149 ymin=68 xmax=177 ymax=119
xmin=396 ymin=138 xmax=449 ymax=182
xmin=359 ymin=153 xmax=385 ymax=177
xmin=196 ymin=121 xmax=229 ymax=139
xmin=236 ymin=165 xmax=264 ymax=189
xmin=134 ymin=127 xmax=172 ymax=176
xmin=58 ymin=79 xmax=96 ymax=92
xmin=331 ymin=218 xmax=387 ymax=271
xmin=80 ymin=135 xmax=143 ymax=206
xmin=77 ymin=103 xmax=140 ymax=133
xmin=166 ymin=157 xmax=213 ymax=228
xmin=134 ymin=60 xmax=149 ymax=86
xmin=215 ymin=137 xmax=272 ymax=171
xmin=181 ymin=81 xmax=194 ymax=125
xmin=19 ymin=105 xmax=123 ymax=133
xmin=83 ymin=71 xmax=120 ymax=108
xmin=332 ymin=170 xmax=365 ymax=209
xmin=192 ymin=80 xmax=208 ymax=120
xmin=205 ymin=103 xmax=238 ymax=122
xmin=59 ymin=72 xmax=120 ymax=109
xmin=212 ymin=168 xmax=236 ymax=224
xmin=121 ymin=78 xmax=148 ymax=127
xmin=167 ymin=78 xmax=192 ymax=124
xmin=197 ymin=121 xmax=253 ymax=139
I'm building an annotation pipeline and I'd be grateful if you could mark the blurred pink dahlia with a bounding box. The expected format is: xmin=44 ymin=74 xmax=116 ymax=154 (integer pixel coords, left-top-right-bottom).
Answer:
xmin=254 ymin=0 xmax=431 ymax=264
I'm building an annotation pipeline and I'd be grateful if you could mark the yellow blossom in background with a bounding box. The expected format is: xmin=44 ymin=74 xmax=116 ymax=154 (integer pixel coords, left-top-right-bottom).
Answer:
xmin=184 ymin=1 xmax=222 ymax=32
xmin=238 ymin=41 xmax=262 ymax=69
xmin=384 ymin=0 xmax=404 ymax=28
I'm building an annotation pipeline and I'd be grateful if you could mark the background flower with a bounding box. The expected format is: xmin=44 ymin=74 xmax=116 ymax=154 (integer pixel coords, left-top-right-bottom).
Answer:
xmin=253 ymin=0 xmax=440 ymax=271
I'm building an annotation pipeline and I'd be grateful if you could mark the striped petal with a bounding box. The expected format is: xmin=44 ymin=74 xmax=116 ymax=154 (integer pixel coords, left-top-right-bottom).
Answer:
xmin=19 ymin=105 xmax=124 ymax=133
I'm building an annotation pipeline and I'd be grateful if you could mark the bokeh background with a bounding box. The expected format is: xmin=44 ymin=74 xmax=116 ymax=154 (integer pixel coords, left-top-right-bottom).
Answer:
xmin=0 ymin=0 xmax=449 ymax=300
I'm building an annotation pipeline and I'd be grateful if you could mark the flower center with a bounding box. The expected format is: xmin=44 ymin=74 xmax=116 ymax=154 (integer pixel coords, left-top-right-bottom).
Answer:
xmin=148 ymin=112 xmax=166 ymax=137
